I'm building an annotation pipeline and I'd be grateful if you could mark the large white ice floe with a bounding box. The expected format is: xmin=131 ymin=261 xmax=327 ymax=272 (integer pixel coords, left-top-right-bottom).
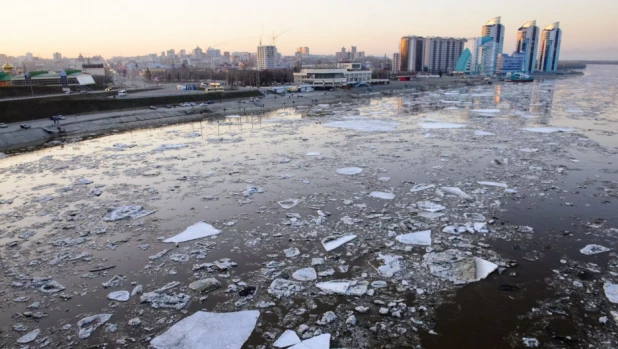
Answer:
xmin=316 ymin=280 xmax=368 ymax=296
xmin=369 ymin=191 xmax=396 ymax=200
xmin=604 ymin=283 xmax=618 ymax=304
xmin=423 ymin=249 xmax=498 ymax=285
xmin=580 ymin=244 xmax=611 ymax=255
xmin=163 ymin=222 xmax=221 ymax=243
xmin=321 ymin=235 xmax=357 ymax=251
xmin=477 ymin=181 xmax=508 ymax=188
xmin=522 ymin=127 xmax=573 ymax=133
xmin=150 ymin=310 xmax=260 ymax=349
xmin=323 ymin=119 xmax=399 ymax=132
xmin=273 ymin=329 xmax=302 ymax=348
xmin=292 ymin=268 xmax=318 ymax=281
xmin=440 ymin=186 xmax=472 ymax=200
xmin=336 ymin=167 xmax=363 ymax=175
xmin=288 ymin=333 xmax=331 ymax=349
xmin=418 ymin=122 xmax=466 ymax=129
xmin=102 ymin=205 xmax=157 ymax=221
xmin=395 ymin=230 xmax=432 ymax=245
xmin=376 ymin=254 xmax=404 ymax=277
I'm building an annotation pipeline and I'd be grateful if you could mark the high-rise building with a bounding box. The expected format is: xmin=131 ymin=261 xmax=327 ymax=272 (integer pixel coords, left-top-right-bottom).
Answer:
xmin=537 ymin=22 xmax=562 ymax=72
xmin=167 ymin=49 xmax=176 ymax=58
xmin=455 ymin=37 xmax=497 ymax=75
xmin=482 ymin=17 xmax=505 ymax=72
xmin=207 ymin=47 xmax=221 ymax=59
xmin=392 ymin=53 xmax=401 ymax=73
xmin=351 ymin=46 xmax=357 ymax=59
xmin=296 ymin=47 xmax=310 ymax=55
xmin=399 ymin=36 xmax=424 ymax=72
xmin=257 ymin=45 xmax=278 ymax=70
xmin=25 ymin=52 xmax=33 ymax=60
xmin=515 ymin=20 xmax=539 ymax=73
xmin=193 ymin=46 xmax=204 ymax=60
xmin=53 ymin=52 xmax=62 ymax=61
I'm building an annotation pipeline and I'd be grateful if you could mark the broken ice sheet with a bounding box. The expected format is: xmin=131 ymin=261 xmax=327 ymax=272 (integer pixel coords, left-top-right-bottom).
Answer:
xmin=416 ymin=201 xmax=446 ymax=212
xmin=580 ymin=244 xmax=610 ymax=255
xmin=292 ymin=268 xmax=317 ymax=281
xmin=395 ymin=230 xmax=432 ymax=245
xmin=288 ymin=333 xmax=331 ymax=349
xmin=376 ymin=254 xmax=404 ymax=277
xmin=77 ymin=314 xmax=112 ymax=339
xmin=321 ymin=235 xmax=357 ymax=252
xmin=273 ymin=329 xmax=301 ymax=348
xmin=323 ymin=119 xmax=399 ymax=132
xmin=424 ymin=249 xmax=498 ymax=285
xmin=102 ymin=205 xmax=157 ymax=221
xmin=336 ymin=167 xmax=363 ymax=175
xmin=278 ymin=199 xmax=300 ymax=209
xmin=604 ymin=283 xmax=618 ymax=304
xmin=163 ymin=222 xmax=221 ymax=244
xmin=316 ymin=280 xmax=368 ymax=296
xmin=369 ymin=191 xmax=395 ymax=200
xmin=150 ymin=311 xmax=260 ymax=349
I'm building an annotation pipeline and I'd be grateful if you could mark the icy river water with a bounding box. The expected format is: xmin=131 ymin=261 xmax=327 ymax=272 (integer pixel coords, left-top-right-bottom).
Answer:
xmin=0 ymin=65 xmax=617 ymax=348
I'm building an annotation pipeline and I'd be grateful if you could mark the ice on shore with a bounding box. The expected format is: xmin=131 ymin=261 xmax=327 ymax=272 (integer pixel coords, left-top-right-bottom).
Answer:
xmin=323 ymin=119 xmax=399 ymax=132
xmin=163 ymin=222 xmax=221 ymax=243
xmin=424 ymin=249 xmax=498 ymax=284
xmin=522 ymin=127 xmax=573 ymax=133
xmin=336 ymin=167 xmax=363 ymax=175
xmin=150 ymin=311 xmax=260 ymax=349
xmin=418 ymin=122 xmax=466 ymax=129
xmin=580 ymin=244 xmax=610 ymax=255
xmin=369 ymin=191 xmax=395 ymax=200
xmin=273 ymin=329 xmax=301 ymax=348
xmin=321 ymin=235 xmax=357 ymax=251
xmin=396 ymin=230 xmax=432 ymax=245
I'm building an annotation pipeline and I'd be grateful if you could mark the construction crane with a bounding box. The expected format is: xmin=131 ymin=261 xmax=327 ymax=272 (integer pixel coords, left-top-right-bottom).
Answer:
xmin=272 ymin=28 xmax=291 ymax=46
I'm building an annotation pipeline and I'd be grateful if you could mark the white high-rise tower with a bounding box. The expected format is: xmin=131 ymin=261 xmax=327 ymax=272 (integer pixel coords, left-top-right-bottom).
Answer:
xmin=537 ymin=22 xmax=562 ymax=72
xmin=515 ymin=20 xmax=540 ymax=73
xmin=482 ymin=17 xmax=505 ymax=72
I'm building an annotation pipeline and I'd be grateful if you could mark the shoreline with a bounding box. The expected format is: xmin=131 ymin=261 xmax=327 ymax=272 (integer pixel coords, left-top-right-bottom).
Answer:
xmin=1 ymin=79 xmax=490 ymax=153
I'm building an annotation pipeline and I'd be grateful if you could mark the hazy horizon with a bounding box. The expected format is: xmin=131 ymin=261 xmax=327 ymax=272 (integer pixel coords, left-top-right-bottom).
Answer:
xmin=1 ymin=0 xmax=616 ymax=60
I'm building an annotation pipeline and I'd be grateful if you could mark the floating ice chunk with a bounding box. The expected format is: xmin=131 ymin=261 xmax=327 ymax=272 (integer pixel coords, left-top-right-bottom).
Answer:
xmin=464 ymin=213 xmax=486 ymax=221
xmin=340 ymin=216 xmax=362 ymax=225
xmin=376 ymin=254 xmax=404 ymax=277
xmin=323 ymin=119 xmax=399 ymax=132
xmin=292 ymin=268 xmax=317 ymax=281
xmin=150 ymin=311 xmax=260 ymax=349
xmin=226 ymin=115 xmax=242 ymax=118
xmin=288 ymin=333 xmax=331 ymax=349
xmin=17 ymin=329 xmax=40 ymax=344
xmin=424 ymin=249 xmax=497 ymax=284
xmin=473 ymin=222 xmax=489 ymax=233
xmin=278 ymin=199 xmax=300 ymax=209
xmin=78 ymin=314 xmax=112 ymax=339
xmin=519 ymin=148 xmax=539 ymax=153
xmin=140 ymin=291 xmax=190 ymax=309
xmin=604 ymin=283 xmax=618 ymax=304
xmin=443 ymin=225 xmax=470 ymax=234
xmin=418 ymin=211 xmax=445 ymax=219
xmin=369 ymin=191 xmax=395 ymax=200
xmin=440 ymin=187 xmax=472 ymax=200
xmin=395 ymin=230 xmax=432 ymax=245
xmin=474 ymin=130 xmax=495 ymax=136
xmin=79 ymin=178 xmax=93 ymax=185
xmin=321 ymin=235 xmax=357 ymax=252
xmin=156 ymin=144 xmax=189 ymax=151
xmin=336 ymin=167 xmax=363 ymax=175
xmin=316 ymin=280 xmax=368 ymax=296
xmin=107 ymin=291 xmax=130 ymax=302
xmin=580 ymin=244 xmax=610 ymax=255
xmin=306 ymin=152 xmax=321 ymax=156
xmin=477 ymin=181 xmax=508 ymax=188
xmin=378 ymin=177 xmax=390 ymax=182
xmin=522 ymin=127 xmax=573 ymax=133
xmin=410 ymin=184 xmax=435 ymax=192
xmin=268 ymin=279 xmax=304 ymax=298
xmin=470 ymin=109 xmax=500 ymax=113
xmin=418 ymin=122 xmax=466 ymax=129
xmin=273 ymin=329 xmax=301 ymax=348
xmin=416 ymin=201 xmax=446 ymax=212
xmin=242 ymin=185 xmax=265 ymax=197
xmin=164 ymin=222 xmax=221 ymax=244
xmin=284 ymin=248 xmax=300 ymax=257
xmin=103 ymin=205 xmax=156 ymax=221
xmin=522 ymin=337 xmax=540 ymax=347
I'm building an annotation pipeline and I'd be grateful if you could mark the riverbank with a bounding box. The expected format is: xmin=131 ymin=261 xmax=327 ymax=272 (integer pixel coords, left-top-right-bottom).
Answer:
xmin=0 ymin=78 xmax=489 ymax=153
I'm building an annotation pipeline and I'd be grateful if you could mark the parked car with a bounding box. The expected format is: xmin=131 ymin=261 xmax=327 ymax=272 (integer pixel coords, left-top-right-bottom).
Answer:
xmin=165 ymin=104 xmax=172 ymax=108
xmin=0 ymin=123 xmax=8 ymax=128
xmin=149 ymin=106 xmax=157 ymax=110
xmin=20 ymin=124 xmax=31 ymax=129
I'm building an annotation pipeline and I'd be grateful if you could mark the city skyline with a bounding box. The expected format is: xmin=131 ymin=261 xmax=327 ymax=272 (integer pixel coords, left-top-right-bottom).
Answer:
xmin=1 ymin=0 xmax=616 ymax=60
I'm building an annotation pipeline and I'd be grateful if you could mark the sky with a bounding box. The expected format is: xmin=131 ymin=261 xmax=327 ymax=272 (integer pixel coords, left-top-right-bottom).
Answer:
xmin=1 ymin=0 xmax=617 ymax=60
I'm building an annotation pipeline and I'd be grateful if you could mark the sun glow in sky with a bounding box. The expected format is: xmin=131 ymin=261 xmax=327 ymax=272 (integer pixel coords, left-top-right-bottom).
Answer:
xmin=2 ymin=0 xmax=616 ymax=60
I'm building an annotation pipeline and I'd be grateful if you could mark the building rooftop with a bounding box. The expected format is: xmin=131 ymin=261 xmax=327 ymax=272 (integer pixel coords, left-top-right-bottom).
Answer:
xmin=486 ymin=16 xmax=501 ymax=25
xmin=520 ymin=20 xmax=537 ymax=29
xmin=544 ymin=22 xmax=560 ymax=30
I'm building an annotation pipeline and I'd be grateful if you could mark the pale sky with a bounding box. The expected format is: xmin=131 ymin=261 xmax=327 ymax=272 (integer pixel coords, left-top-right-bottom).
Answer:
xmin=2 ymin=0 xmax=616 ymax=60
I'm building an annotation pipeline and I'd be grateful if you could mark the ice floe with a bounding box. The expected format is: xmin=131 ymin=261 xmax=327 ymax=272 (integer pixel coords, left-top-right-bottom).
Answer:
xmin=522 ymin=127 xmax=573 ymax=133
xmin=424 ymin=249 xmax=498 ymax=285
xmin=273 ymin=329 xmax=301 ymax=348
xmin=580 ymin=244 xmax=611 ymax=255
xmin=395 ymin=230 xmax=432 ymax=245
xmin=418 ymin=122 xmax=466 ymax=129
xmin=369 ymin=191 xmax=395 ymax=200
xmin=321 ymin=235 xmax=357 ymax=251
xmin=336 ymin=167 xmax=363 ymax=175
xmin=323 ymin=119 xmax=399 ymax=132
xmin=163 ymin=222 xmax=221 ymax=243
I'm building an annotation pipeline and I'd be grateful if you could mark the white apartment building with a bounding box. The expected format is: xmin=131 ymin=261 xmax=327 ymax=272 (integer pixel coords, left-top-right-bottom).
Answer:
xmin=392 ymin=53 xmax=401 ymax=73
xmin=515 ymin=20 xmax=540 ymax=73
xmin=537 ymin=22 xmax=562 ymax=72
xmin=482 ymin=17 xmax=505 ymax=72
xmin=257 ymin=45 xmax=278 ymax=71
